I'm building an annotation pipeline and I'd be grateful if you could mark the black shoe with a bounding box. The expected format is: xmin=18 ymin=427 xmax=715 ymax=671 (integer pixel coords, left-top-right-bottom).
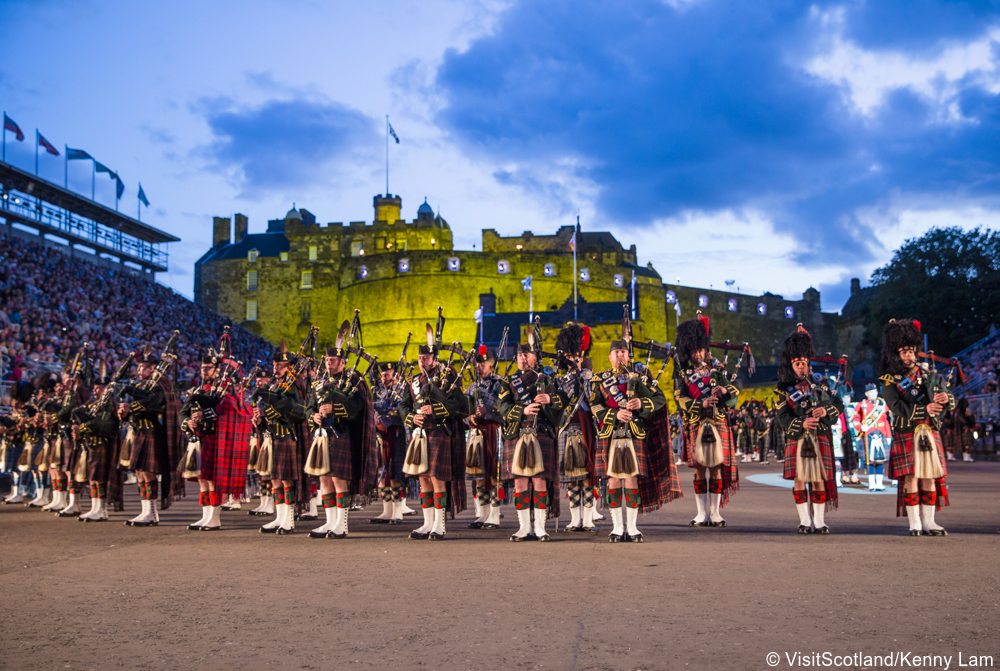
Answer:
xmin=536 ymin=534 xmax=552 ymax=542
xmin=410 ymin=530 xmax=430 ymax=540
xmin=628 ymin=532 xmax=644 ymax=543
xmin=797 ymin=525 xmax=812 ymax=534
xmin=369 ymin=517 xmax=392 ymax=524
xmin=428 ymin=532 xmax=446 ymax=541
xmin=248 ymin=510 xmax=271 ymax=516
xmin=275 ymin=527 xmax=294 ymax=535
xmin=562 ymin=524 xmax=582 ymax=533
xmin=309 ymin=530 xmax=327 ymax=539
xmin=468 ymin=521 xmax=484 ymax=529
xmin=200 ymin=525 xmax=221 ymax=531
xmin=689 ymin=519 xmax=709 ymax=527
xmin=294 ymin=514 xmax=318 ymax=522
xmin=481 ymin=523 xmax=500 ymax=530
xmin=924 ymin=528 xmax=947 ymax=536
xmin=909 ymin=529 xmax=922 ymax=536
xmin=57 ymin=510 xmax=80 ymax=518
xmin=80 ymin=516 xmax=107 ymax=523
xmin=259 ymin=525 xmax=279 ymax=534
xmin=326 ymin=531 xmax=347 ymax=539
xmin=580 ymin=525 xmax=597 ymax=533
xmin=130 ymin=520 xmax=158 ymax=527
xmin=187 ymin=524 xmax=204 ymax=531
xmin=510 ymin=533 xmax=532 ymax=542
xmin=402 ymin=510 xmax=418 ymax=516
xmin=712 ymin=519 xmax=727 ymax=528
xmin=499 ymin=512 xmax=505 ymax=519
xmin=813 ymin=526 xmax=830 ymax=535
xmin=608 ymin=533 xmax=624 ymax=543
xmin=388 ymin=518 xmax=403 ymax=525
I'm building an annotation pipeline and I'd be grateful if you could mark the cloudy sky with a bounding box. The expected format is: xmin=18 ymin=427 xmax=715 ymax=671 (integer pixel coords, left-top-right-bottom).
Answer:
xmin=2 ymin=0 xmax=999 ymax=311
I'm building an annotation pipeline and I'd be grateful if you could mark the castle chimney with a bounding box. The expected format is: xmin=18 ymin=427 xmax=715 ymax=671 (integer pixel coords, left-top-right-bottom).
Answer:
xmin=212 ymin=216 xmax=231 ymax=248
xmin=850 ymin=278 xmax=860 ymax=296
xmin=234 ymin=213 xmax=248 ymax=243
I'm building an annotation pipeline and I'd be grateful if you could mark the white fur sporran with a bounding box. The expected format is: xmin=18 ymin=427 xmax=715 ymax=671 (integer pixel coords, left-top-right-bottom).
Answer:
xmin=795 ymin=432 xmax=826 ymax=483
xmin=49 ymin=435 xmax=63 ymax=471
xmin=304 ymin=430 xmax=331 ymax=476
xmin=511 ymin=429 xmax=544 ymax=478
xmin=181 ymin=440 xmax=202 ymax=479
xmin=465 ymin=428 xmax=484 ymax=476
xmin=606 ymin=434 xmax=639 ymax=480
xmin=254 ymin=432 xmax=274 ymax=477
xmin=402 ymin=427 xmax=429 ymax=476
xmin=694 ymin=420 xmax=724 ymax=468
xmin=72 ymin=447 xmax=88 ymax=483
xmin=912 ymin=424 xmax=944 ymax=480
xmin=119 ymin=427 xmax=136 ymax=467
xmin=247 ymin=434 xmax=259 ymax=473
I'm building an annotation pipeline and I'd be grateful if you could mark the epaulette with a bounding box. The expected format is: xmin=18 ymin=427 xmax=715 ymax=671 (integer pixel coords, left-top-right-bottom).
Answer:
xmin=878 ymin=374 xmax=896 ymax=385
xmin=597 ymin=370 xmax=614 ymax=381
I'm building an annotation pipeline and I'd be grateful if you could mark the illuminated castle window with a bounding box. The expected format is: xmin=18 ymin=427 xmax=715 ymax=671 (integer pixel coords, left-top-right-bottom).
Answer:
xmin=358 ymin=265 xmax=368 ymax=279
xmin=448 ymin=257 xmax=461 ymax=271
xmin=580 ymin=268 xmax=591 ymax=282
xmin=784 ymin=306 xmax=795 ymax=319
xmin=248 ymin=249 xmax=259 ymax=263
xmin=698 ymin=295 xmax=709 ymax=308
xmin=246 ymin=300 xmax=257 ymax=321
xmin=247 ymin=271 xmax=258 ymax=291
xmin=497 ymin=260 xmax=511 ymax=274
xmin=310 ymin=245 xmax=319 ymax=261
xmin=398 ymin=258 xmax=410 ymax=273
xmin=544 ymin=263 xmax=556 ymax=277
xmin=280 ymin=252 xmax=289 ymax=262
xmin=757 ymin=303 xmax=767 ymax=315
xmin=350 ymin=242 xmax=361 ymax=257
xmin=666 ymin=291 xmax=676 ymax=304
xmin=728 ymin=299 xmax=737 ymax=312
xmin=300 ymin=271 xmax=313 ymax=290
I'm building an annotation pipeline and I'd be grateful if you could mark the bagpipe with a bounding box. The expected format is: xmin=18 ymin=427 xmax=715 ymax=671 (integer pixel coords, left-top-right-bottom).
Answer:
xmin=135 ymin=330 xmax=180 ymax=392
xmin=918 ymin=351 xmax=966 ymax=389
xmin=81 ymin=353 xmax=134 ymax=416
xmin=188 ymin=327 xmax=244 ymax=418
xmin=786 ymin=354 xmax=849 ymax=407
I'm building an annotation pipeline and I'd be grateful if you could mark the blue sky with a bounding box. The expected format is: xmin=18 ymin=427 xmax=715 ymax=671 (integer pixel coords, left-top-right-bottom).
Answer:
xmin=2 ymin=0 xmax=999 ymax=312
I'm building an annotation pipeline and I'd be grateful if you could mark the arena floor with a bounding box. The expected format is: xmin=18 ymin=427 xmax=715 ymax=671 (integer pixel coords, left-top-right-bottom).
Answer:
xmin=2 ymin=461 xmax=998 ymax=671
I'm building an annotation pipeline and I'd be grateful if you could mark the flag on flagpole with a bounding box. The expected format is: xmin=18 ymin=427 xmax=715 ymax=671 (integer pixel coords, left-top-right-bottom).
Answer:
xmin=138 ymin=183 xmax=150 ymax=207
xmin=568 ymin=230 xmax=576 ymax=252
xmin=66 ymin=147 xmax=92 ymax=160
xmin=3 ymin=114 xmax=24 ymax=141
xmin=37 ymin=132 xmax=59 ymax=156
xmin=674 ymin=302 xmax=682 ymax=316
xmin=388 ymin=123 xmax=400 ymax=143
xmin=115 ymin=174 xmax=124 ymax=199
xmin=95 ymin=162 xmax=114 ymax=175
xmin=521 ymin=276 xmax=533 ymax=291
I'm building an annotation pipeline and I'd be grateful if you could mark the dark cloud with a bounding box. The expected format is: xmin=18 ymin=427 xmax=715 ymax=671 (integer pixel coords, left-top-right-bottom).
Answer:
xmin=197 ymin=95 xmax=378 ymax=195
xmin=433 ymin=0 xmax=1000 ymax=275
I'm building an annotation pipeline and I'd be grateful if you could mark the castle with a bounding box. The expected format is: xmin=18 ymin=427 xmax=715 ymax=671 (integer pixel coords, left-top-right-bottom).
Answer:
xmin=194 ymin=194 xmax=868 ymax=395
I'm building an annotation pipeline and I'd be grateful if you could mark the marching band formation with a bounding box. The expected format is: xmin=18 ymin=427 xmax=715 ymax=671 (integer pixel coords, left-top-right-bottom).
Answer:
xmin=0 ymin=308 xmax=959 ymax=540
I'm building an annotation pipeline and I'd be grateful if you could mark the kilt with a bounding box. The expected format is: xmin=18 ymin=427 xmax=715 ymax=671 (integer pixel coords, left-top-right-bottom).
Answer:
xmin=465 ymin=421 xmax=500 ymax=482
xmin=378 ymin=425 xmax=407 ymax=482
xmin=682 ymin=417 xmax=739 ymax=504
xmin=782 ymin=431 xmax=838 ymax=510
xmin=889 ymin=427 xmax=949 ymax=516
xmin=941 ymin=426 xmax=955 ymax=451
xmin=199 ymin=436 xmax=219 ymax=483
xmin=596 ymin=433 xmax=649 ymax=479
xmin=637 ymin=406 xmax=683 ymax=513
xmin=124 ymin=429 xmax=166 ymax=474
xmin=324 ymin=432 xmax=354 ymax=480
xmin=501 ymin=430 xmax=557 ymax=480
xmin=558 ymin=411 xmax=595 ymax=484
xmin=22 ymin=440 xmax=44 ymax=471
xmin=85 ymin=436 xmax=115 ymax=483
xmin=59 ymin=434 xmax=78 ymax=471
xmin=426 ymin=427 xmax=455 ymax=481
xmin=957 ymin=427 xmax=975 ymax=451
xmin=270 ymin=435 xmax=301 ymax=481
xmin=1 ymin=439 xmax=24 ymax=472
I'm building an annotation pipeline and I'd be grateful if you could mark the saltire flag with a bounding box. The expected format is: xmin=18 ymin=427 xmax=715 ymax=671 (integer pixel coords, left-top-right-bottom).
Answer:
xmin=521 ymin=275 xmax=532 ymax=291
xmin=3 ymin=113 xmax=24 ymax=141
xmin=674 ymin=302 xmax=682 ymax=316
xmin=66 ymin=147 xmax=92 ymax=160
xmin=569 ymin=230 xmax=576 ymax=252
xmin=138 ymin=183 xmax=150 ymax=207
xmin=631 ymin=270 xmax=637 ymax=288
xmin=37 ymin=132 xmax=59 ymax=156
xmin=388 ymin=122 xmax=400 ymax=144
xmin=115 ymin=175 xmax=124 ymax=199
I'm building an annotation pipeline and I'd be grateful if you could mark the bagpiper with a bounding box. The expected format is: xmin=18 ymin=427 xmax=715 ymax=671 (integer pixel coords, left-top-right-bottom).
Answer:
xmin=370 ymin=360 xmax=408 ymax=525
xmin=879 ymin=319 xmax=953 ymax=536
xmin=497 ymin=319 xmax=566 ymax=542
xmin=591 ymin=314 xmax=668 ymax=542
xmin=254 ymin=335 xmax=312 ymax=535
xmin=774 ymin=326 xmax=843 ymax=534
xmin=555 ymin=323 xmax=598 ymax=532
xmin=399 ymin=310 xmax=468 ymax=541
xmin=673 ymin=314 xmax=740 ymax=527
xmin=305 ymin=319 xmax=378 ymax=539
xmin=73 ymin=360 xmax=125 ymax=522
xmin=246 ymin=367 xmax=275 ymax=517
xmin=180 ymin=333 xmax=253 ymax=531
xmin=1 ymin=380 xmax=36 ymax=505
xmin=464 ymin=344 xmax=505 ymax=530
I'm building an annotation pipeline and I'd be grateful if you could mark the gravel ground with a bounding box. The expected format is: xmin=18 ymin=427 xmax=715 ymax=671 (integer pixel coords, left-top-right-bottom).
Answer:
xmin=1 ymin=460 xmax=997 ymax=671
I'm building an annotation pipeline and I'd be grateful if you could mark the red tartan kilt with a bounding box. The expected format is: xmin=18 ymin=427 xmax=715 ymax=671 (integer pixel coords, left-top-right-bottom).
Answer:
xmin=888 ymin=427 xmax=947 ymax=481
xmin=501 ymin=431 xmax=557 ymax=480
xmin=85 ymin=437 xmax=114 ymax=483
xmin=466 ymin=422 xmax=499 ymax=482
xmin=127 ymin=430 xmax=166 ymax=474
xmin=271 ymin=435 xmax=301 ymax=481
xmin=427 ymin=428 xmax=454 ymax=481
xmin=782 ymin=432 xmax=835 ymax=481
xmin=326 ymin=432 xmax=354 ymax=480
xmin=682 ymin=418 xmax=736 ymax=468
xmin=198 ymin=435 xmax=219 ymax=483
xmin=595 ymin=435 xmax=648 ymax=478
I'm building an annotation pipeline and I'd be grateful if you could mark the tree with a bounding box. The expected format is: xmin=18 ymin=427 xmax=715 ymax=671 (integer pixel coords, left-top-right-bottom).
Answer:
xmin=863 ymin=227 xmax=1000 ymax=357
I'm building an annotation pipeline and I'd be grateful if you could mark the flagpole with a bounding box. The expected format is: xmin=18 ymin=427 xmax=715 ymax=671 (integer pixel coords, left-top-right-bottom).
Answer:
xmin=34 ymin=130 xmax=38 ymax=175
xmin=91 ymin=160 xmax=95 ymax=200
xmin=573 ymin=216 xmax=579 ymax=321
xmin=2 ymin=112 xmax=5 ymax=162
xmin=64 ymin=145 xmax=68 ymax=188
xmin=138 ymin=187 xmax=141 ymax=221
xmin=114 ymin=169 xmax=119 ymax=211
xmin=385 ymin=115 xmax=389 ymax=196
xmin=631 ymin=271 xmax=636 ymax=320
xmin=529 ymin=275 xmax=533 ymax=323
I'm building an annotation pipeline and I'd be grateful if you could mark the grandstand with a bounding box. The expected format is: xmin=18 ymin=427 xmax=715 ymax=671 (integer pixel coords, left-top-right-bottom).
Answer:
xmin=952 ymin=330 xmax=1000 ymax=425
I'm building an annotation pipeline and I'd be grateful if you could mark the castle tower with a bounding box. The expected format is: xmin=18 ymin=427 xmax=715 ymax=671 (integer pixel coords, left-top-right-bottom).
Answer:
xmin=374 ymin=194 xmax=402 ymax=225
